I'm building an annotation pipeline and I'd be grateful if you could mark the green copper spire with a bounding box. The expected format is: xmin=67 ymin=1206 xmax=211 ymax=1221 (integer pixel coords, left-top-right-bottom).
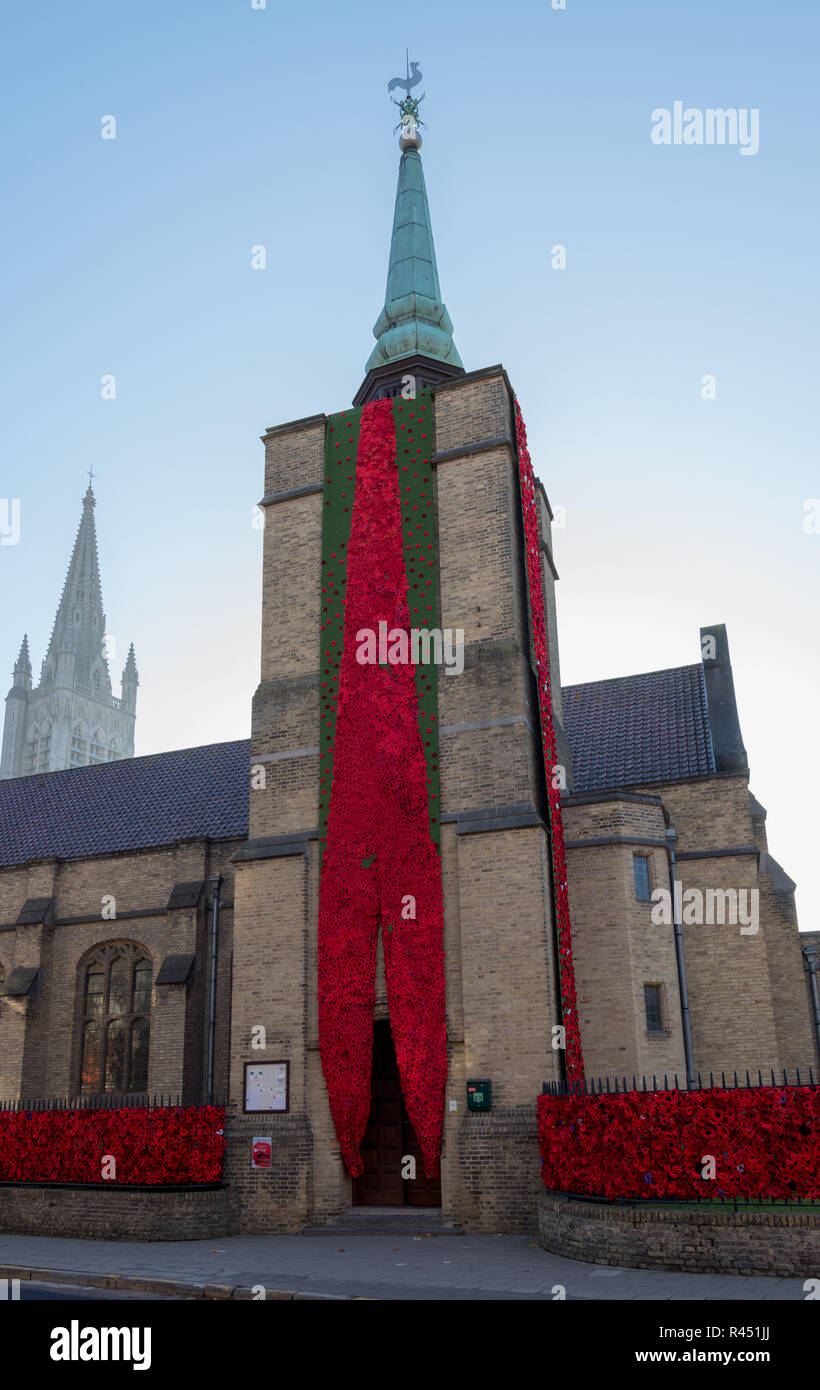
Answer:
xmin=364 ymin=84 xmax=462 ymax=377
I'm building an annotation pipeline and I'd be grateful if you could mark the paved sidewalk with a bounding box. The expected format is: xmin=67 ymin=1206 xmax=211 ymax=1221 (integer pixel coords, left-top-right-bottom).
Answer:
xmin=0 ymin=1231 xmax=807 ymax=1300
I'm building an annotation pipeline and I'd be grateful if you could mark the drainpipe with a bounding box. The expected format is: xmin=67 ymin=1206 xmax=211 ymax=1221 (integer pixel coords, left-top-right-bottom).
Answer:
xmin=802 ymin=945 xmax=820 ymax=1064
xmin=665 ymin=826 xmax=696 ymax=1088
xmin=206 ymin=874 xmax=222 ymax=1104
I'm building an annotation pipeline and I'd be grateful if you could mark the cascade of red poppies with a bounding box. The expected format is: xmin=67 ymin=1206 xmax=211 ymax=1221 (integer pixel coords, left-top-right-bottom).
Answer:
xmin=513 ymin=399 xmax=584 ymax=1084
xmin=318 ymin=397 xmax=446 ymax=1178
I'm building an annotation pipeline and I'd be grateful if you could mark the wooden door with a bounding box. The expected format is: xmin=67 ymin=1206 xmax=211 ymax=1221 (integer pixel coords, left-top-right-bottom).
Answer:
xmin=353 ymin=1020 xmax=441 ymax=1207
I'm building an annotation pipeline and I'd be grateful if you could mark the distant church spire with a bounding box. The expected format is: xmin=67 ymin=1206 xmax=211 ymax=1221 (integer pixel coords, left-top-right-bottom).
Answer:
xmin=41 ymin=483 xmax=108 ymax=693
xmin=354 ymin=66 xmax=464 ymax=405
xmin=0 ymin=484 xmax=138 ymax=778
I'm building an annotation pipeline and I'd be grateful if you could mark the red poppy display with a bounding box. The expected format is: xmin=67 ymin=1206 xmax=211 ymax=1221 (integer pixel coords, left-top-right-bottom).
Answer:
xmin=0 ymin=1104 xmax=225 ymax=1185
xmin=513 ymin=399 xmax=584 ymax=1083
xmin=537 ymin=1088 xmax=820 ymax=1199
xmin=318 ymin=397 xmax=446 ymax=1179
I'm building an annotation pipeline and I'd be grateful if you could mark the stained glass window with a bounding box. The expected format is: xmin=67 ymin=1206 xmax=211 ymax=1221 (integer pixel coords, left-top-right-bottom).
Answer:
xmin=77 ymin=945 xmax=152 ymax=1095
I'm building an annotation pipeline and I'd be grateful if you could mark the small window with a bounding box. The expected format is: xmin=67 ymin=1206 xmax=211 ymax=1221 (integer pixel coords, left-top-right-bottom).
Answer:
xmin=36 ymin=726 xmax=51 ymax=772
xmin=644 ymin=984 xmax=664 ymax=1034
xmin=633 ymin=854 xmax=651 ymax=901
xmin=70 ymin=724 xmax=87 ymax=767
xmin=25 ymin=725 xmax=38 ymax=774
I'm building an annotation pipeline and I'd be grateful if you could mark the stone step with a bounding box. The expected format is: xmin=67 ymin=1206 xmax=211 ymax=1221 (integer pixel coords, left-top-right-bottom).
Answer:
xmin=302 ymin=1207 xmax=463 ymax=1236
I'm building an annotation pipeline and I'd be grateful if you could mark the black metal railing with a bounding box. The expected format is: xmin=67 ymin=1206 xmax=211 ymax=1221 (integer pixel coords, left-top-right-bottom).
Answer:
xmin=542 ymin=1067 xmax=817 ymax=1097
xmin=0 ymin=1092 xmax=228 ymax=1112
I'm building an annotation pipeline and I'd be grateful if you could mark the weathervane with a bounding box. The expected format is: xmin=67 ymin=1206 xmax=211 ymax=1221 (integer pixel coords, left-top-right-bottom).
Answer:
xmin=86 ymin=466 xmax=96 ymax=487
xmin=388 ymin=51 xmax=425 ymax=151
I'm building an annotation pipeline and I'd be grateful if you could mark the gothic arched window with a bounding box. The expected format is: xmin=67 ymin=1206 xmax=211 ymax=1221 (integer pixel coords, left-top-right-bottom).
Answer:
xmin=36 ymin=722 xmax=51 ymax=773
xmin=90 ymin=728 xmax=105 ymax=762
xmin=77 ymin=944 xmax=152 ymax=1095
xmin=25 ymin=724 xmax=38 ymax=775
xmin=70 ymin=723 xmax=87 ymax=767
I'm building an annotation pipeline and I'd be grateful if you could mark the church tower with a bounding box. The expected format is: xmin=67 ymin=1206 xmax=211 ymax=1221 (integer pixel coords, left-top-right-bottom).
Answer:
xmin=0 ymin=484 xmax=138 ymax=778
xmin=228 ymin=81 xmax=575 ymax=1232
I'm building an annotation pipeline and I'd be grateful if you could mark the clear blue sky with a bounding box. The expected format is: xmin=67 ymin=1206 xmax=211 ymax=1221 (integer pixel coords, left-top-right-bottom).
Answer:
xmin=1 ymin=0 xmax=817 ymax=924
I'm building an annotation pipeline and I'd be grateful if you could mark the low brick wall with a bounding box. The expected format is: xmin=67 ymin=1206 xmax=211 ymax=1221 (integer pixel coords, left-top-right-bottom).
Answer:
xmin=454 ymin=1108 xmax=541 ymax=1233
xmin=0 ymin=1184 xmax=238 ymax=1241
xmin=538 ymin=1191 xmax=819 ymax=1277
xmin=224 ymin=1116 xmax=313 ymax=1233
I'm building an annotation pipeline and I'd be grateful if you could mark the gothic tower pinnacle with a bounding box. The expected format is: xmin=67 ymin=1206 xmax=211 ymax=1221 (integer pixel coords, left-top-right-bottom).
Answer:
xmin=12 ymin=635 xmax=32 ymax=691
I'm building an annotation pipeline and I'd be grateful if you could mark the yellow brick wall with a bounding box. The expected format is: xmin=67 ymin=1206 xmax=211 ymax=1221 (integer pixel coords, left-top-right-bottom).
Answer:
xmin=0 ymin=837 xmax=241 ymax=1103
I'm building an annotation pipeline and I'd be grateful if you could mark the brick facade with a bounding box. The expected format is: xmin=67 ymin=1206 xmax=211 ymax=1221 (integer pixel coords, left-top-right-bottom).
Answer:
xmin=0 ymin=366 xmax=815 ymax=1242
xmin=0 ymin=836 xmax=240 ymax=1103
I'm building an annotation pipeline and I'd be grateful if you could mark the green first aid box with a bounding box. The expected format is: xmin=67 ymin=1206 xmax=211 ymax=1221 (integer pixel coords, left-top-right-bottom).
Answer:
xmin=466 ymin=1080 xmax=491 ymax=1112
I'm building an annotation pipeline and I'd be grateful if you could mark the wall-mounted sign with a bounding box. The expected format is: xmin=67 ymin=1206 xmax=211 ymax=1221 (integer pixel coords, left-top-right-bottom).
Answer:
xmin=466 ymin=1080 xmax=492 ymax=1112
xmin=251 ymin=1137 xmax=271 ymax=1170
xmin=244 ymin=1061 xmax=290 ymax=1113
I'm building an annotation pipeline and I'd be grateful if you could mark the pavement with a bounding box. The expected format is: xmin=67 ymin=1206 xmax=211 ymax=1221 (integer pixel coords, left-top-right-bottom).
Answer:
xmin=0 ymin=1231 xmax=809 ymax=1300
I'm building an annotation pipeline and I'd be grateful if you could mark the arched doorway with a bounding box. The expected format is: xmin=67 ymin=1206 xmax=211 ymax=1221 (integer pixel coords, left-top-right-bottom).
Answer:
xmin=353 ymin=1019 xmax=441 ymax=1207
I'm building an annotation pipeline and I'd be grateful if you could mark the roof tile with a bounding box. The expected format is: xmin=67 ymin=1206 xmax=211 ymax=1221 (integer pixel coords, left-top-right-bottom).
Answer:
xmin=0 ymin=740 xmax=250 ymax=868
xmin=562 ymin=664 xmax=715 ymax=793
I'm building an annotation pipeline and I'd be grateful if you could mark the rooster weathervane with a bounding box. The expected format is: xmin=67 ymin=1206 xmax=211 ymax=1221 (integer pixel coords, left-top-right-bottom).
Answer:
xmin=388 ymin=51 xmax=426 ymax=150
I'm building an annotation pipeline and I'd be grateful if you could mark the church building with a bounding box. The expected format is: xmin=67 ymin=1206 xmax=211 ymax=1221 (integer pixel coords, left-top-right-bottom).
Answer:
xmin=1 ymin=484 xmax=138 ymax=779
xmin=0 ymin=93 xmax=817 ymax=1235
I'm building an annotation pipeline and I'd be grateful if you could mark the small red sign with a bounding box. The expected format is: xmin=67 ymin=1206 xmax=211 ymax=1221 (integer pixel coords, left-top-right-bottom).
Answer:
xmin=252 ymin=1137 xmax=271 ymax=1170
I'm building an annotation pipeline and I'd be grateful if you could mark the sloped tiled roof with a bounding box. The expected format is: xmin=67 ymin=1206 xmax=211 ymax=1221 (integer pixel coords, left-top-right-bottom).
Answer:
xmin=0 ymin=740 xmax=250 ymax=868
xmin=0 ymin=663 xmax=717 ymax=869
xmin=562 ymin=664 xmax=715 ymax=793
